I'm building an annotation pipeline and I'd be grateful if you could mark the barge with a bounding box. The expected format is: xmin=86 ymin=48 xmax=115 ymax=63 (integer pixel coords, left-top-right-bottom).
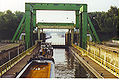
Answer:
xmin=16 ymin=57 xmax=55 ymax=78
xmin=16 ymin=41 xmax=54 ymax=78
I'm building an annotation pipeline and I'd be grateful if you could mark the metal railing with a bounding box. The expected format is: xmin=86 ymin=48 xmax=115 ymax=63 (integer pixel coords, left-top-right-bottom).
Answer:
xmin=70 ymin=48 xmax=103 ymax=78
xmin=0 ymin=45 xmax=37 ymax=77
xmin=72 ymin=43 xmax=119 ymax=78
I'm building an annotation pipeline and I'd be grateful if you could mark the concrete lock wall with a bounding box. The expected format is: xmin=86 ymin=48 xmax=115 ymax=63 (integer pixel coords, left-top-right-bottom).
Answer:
xmin=65 ymin=32 xmax=92 ymax=46
xmin=65 ymin=32 xmax=119 ymax=75
xmin=0 ymin=44 xmax=25 ymax=66
xmin=87 ymin=42 xmax=119 ymax=72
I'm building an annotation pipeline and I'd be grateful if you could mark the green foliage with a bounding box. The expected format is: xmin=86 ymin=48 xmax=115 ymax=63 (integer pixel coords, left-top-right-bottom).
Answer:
xmin=88 ymin=6 xmax=119 ymax=41
xmin=0 ymin=6 xmax=119 ymax=41
xmin=0 ymin=10 xmax=24 ymax=40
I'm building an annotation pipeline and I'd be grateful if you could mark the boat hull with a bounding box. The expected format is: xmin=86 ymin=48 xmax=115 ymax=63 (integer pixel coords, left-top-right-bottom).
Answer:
xmin=16 ymin=59 xmax=55 ymax=78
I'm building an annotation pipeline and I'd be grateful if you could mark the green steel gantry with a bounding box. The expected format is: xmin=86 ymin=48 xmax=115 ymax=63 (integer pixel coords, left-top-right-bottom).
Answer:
xmin=12 ymin=3 xmax=100 ymax=49
xmin=37 ymin=23 xmax=75 ymax=29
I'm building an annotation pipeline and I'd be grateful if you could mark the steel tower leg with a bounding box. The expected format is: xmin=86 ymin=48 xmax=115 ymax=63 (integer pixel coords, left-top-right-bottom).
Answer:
xmin=25 ymin=10 xmax=31 ymax=49
xmin=75 ymin=10 xmax=79 ymax=29
xmin=79 ymin=13 xmax=82 ymax=47
xmin=71 ymin=29 xmax=74 ymax=44
xmin=81 ymin=12 xmax=87 ymax=49
xmin=38 ymin=28 xmax=40 ymax=40
xmin=33 ymin=10 xmax=36 ymax=28
xmin=41 ymin=29 xmax=43 ymax=40
xmin=32 ymin=10 xmax=36 ymax=45
xmin=68 ymin=29 xmax=70 ymax=45
xmin=78 ymin=5 xmax=88 ymax=49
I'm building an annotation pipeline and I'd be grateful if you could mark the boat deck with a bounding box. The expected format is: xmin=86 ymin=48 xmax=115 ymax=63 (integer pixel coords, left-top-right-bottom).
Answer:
xmin=21 ymin=62 xmax=51 ymax=78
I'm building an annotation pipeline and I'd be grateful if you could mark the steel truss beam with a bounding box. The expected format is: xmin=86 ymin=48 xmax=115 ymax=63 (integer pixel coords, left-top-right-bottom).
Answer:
xmin=87 ymin=25 xmax=96 ymax=42
xmin=24 ymin=3 xmax=88 ymax=49
xmin=12 ymin=3 xmax=100 ymax=49
xmin=16 ymin=24 xmax=25 ymax=40
xmin=38 ymin=26 xmax=74 ymax=29
xmin=87 ymin=16 xmax=100 ymax=43
xmin=12 ymin=15 xmax=25 ymax=42
xmin=37 ymin=23 xmax=74 ymax=26
xmin=26 ymin=3 xmax=87 ymax=11
xmin=37 ymin=23 xmax=74 ymax=29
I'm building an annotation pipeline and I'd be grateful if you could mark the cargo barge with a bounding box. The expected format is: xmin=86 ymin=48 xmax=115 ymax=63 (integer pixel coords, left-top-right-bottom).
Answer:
xmin=16 ymin=57 xmax=55 ymax=78
xmin=16 ymin=41 xmax=55 ymax=78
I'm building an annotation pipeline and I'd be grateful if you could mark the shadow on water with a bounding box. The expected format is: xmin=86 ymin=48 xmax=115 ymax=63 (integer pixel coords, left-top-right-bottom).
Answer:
xmin=53 ymin=48 xmax=90 ymax=78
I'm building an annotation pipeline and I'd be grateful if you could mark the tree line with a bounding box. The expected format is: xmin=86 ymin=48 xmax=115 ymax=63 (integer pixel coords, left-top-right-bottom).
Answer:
xmin=88 ymin=6 xmax=119 ymax=41
xmin=0 ymin=6 xmax=119 ymax=41
xmin=0 ymin=10 xmax=24 ymax=40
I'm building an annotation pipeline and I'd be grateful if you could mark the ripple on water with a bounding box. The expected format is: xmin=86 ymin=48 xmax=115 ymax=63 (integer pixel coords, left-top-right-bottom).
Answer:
xmin=46 ymin=33 xmax=91 ymax=78
xmin=55 ymin=63 xmax=75 ymax=78
xmin=54 ymin=49 xmax=90 ymax=78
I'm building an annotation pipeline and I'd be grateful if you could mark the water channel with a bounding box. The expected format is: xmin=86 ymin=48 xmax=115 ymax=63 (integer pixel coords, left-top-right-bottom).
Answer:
xmin=46 ymin=32 xmax=91 ymax=78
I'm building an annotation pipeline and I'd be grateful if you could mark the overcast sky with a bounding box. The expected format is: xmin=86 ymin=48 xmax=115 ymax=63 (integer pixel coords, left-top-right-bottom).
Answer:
xmin=0 ymin=0 xmax=119 ymax=26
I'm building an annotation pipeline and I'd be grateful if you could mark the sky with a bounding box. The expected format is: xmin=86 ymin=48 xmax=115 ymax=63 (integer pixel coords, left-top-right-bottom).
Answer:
xmin=0 ymin=0 xmax=119 ymax=12
xmin=0 ymin=0 xmax=119 ymax=31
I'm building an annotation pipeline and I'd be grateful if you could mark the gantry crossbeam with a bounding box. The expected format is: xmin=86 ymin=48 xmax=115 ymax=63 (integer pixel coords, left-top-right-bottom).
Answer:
xmin=26 ymin=3 xmax=87 ymax=11
xmin=37 ymin=23 xmax=74 ymax=29
xmin=12 ymin=2 xmax=100 ymax=49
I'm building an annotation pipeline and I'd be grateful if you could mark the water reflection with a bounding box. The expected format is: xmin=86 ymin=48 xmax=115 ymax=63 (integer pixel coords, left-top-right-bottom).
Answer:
xmin=46 ymin=33 xmax=65 ymax=45
xmin=53 ymin=49 xmax=89 ymax=78
xmin=46 ymin=32 xmax=90 ymax=78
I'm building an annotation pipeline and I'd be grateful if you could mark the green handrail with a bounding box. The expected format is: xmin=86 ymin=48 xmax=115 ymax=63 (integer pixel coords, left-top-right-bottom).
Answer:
xmin=0 ymin=45 xmax=36 ymax=77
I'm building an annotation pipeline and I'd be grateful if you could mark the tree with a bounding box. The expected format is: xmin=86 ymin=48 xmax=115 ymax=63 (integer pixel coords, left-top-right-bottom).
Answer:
xmin=88 ymin=6 xmax=119 ymax=41
xmin=0 ymin=10 xmax=24 ymax=40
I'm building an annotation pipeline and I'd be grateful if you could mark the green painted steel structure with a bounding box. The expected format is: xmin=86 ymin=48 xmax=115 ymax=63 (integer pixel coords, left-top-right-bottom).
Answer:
xmin=87 ymin=16 xmax=100 ymax=43
xmin=75 ymin=11 xmax=79 ymax=29
xmin=37 ymin=23 xmax=74 ymax=26
xmin=28 ymin=3 xmax=87 ymax=11
xmin=16 ymin=24 xmax=25 ymax=40
xmin=12 ymin=15 xmax=25 ymax=42
xmin=37 ymin=23 xmax=74 ymax=29
xmin=12 ymin=3 xmax=100 ymax=49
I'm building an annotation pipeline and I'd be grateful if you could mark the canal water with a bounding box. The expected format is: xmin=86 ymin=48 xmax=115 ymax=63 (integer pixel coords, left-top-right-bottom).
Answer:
xmin=46 ymin=32 xmax=91 ymax=78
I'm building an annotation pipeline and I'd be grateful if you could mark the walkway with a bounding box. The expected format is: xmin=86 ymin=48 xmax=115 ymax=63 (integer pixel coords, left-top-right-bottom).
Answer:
xmin=69 ymin=46 xmax=117 ymax=78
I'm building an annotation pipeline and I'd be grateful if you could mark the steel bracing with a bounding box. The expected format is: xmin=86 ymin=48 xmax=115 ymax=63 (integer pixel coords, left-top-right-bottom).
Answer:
xmin=12 ymin=3 xmax=100 ymax=49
